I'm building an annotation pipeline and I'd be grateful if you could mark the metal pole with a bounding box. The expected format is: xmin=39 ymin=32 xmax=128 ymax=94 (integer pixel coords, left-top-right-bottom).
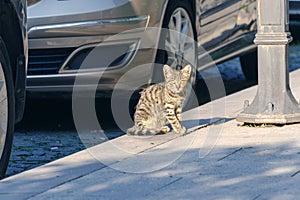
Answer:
xmin=237 ymin=0 xmax=300 ymax=124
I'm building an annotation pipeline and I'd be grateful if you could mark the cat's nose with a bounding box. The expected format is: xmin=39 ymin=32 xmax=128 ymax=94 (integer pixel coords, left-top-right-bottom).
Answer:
xmin=176 ymin=84 xmax=180 ymax=89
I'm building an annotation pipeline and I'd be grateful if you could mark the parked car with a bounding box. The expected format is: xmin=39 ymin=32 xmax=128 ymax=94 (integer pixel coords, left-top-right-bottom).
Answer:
xmin=0 ymin=0 xmax=27 ymax=178
xmin=290 ymin=0 xmax=300 ymax=41
xmin=26 ymin=0 xmax=257 ymax=97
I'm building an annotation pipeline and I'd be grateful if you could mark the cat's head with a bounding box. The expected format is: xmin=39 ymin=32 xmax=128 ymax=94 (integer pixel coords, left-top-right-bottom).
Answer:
xmin=163 ymin=64 xmax=192 ymax=94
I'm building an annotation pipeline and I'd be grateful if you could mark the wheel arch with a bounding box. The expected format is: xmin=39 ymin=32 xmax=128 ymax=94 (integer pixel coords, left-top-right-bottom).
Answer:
xmin=162 ymin=0 xmax=197 ymax=26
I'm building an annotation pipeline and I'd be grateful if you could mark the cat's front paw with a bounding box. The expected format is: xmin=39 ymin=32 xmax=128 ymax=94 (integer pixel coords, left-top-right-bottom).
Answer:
xmin=174 ymin=126 xmax=186 ymax=135
xmin=160 ymin=126 xmax=170 ymax=133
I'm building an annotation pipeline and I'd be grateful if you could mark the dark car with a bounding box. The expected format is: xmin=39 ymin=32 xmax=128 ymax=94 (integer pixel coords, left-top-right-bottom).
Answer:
xmin=0 ymin=0 xmax=27 ymax=178
xmin=290 ymin=0 xmax=300 ymax=40
xmin=290 ymin=0 xmax=300 ymax=25
xmin=26 ymin=0 xmax=257 ymax=97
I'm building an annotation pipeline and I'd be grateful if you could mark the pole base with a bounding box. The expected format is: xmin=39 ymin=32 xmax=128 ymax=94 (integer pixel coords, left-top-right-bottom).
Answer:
xmin=236 ymin=89 xmax=300 ymax=125
xmin=237 ymin=113 xmax=300 ymax=124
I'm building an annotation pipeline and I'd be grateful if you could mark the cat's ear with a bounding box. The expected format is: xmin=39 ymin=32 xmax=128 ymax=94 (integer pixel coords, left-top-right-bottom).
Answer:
xmin=163 ymin=64 xmax=173 ymax=79
xmin=181 ymin=64 xmax=192 ymax=79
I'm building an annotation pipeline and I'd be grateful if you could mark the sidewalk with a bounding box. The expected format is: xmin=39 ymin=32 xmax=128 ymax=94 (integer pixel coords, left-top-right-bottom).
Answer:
xmin=1 ymin=69 xmax=300 ymax=199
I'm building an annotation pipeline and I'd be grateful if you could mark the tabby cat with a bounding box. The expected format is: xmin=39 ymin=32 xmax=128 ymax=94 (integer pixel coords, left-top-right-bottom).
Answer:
xmin=127 ymin=64 xmax=192 ymax=135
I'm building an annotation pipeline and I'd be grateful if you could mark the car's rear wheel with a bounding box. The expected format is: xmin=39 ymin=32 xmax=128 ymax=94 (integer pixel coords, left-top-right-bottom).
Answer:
xmin=155 ymin=1 xmax=197 ymax=108
xmin=240 ymin=50 xmax=258 ymax=81
xmin=0 ymin=38 xmax=15 ymax=179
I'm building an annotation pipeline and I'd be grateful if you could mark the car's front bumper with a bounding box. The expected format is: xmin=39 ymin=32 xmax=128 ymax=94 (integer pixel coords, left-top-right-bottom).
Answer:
xmin=26 ymin=32 xmax=157 ymax=97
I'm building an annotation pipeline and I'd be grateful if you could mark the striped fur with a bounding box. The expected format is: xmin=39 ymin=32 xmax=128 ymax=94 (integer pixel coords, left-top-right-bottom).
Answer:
xmin=127 ymin=64 xmax=192 ymax=136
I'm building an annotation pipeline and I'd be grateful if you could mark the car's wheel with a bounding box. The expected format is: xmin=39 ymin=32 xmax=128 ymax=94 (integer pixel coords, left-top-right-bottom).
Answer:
xmin=154 ymin=1 xmax=198 ymax=108
xmin=0 ymin=38 xmax=15 ymax=179
xmin=240 ymin=50 xmax=258 ymax=81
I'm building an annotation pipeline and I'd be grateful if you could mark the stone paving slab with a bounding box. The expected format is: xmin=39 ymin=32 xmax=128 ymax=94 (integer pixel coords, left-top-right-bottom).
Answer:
xmin=1 ymin=69 xmax=300 ymax=199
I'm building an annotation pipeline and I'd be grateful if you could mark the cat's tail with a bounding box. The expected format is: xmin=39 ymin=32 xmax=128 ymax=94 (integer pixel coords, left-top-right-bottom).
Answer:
xmin=127 ymin=126 xmax=163 ymax=136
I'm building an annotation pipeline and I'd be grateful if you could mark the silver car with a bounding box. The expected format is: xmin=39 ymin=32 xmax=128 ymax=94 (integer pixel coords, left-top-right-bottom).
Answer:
xmin=27 ymin=0 xmax=257 ymax=96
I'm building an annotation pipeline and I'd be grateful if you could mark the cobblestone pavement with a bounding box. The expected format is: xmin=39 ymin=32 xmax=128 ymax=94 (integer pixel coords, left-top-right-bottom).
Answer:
xmin=7 ymin=131 xmax=122 ymax=177
xmin=6 ymin=44 xmax=300 ymax=178
xmin=8 ymin=131 xmax=85 ymax=176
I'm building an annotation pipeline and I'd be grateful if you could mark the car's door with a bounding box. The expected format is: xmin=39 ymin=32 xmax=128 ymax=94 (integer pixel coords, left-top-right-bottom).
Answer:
xmin=196 ymin=0 xmax=241 ymax=51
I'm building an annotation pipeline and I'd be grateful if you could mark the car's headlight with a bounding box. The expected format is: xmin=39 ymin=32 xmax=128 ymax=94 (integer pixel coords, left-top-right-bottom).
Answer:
xmin=27 ymin=0 xmax=41 ymax=6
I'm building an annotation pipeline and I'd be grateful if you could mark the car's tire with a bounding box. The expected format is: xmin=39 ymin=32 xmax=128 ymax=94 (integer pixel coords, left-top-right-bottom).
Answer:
xmin=240 ymin=50 xmax=258 ymax=82
xmin=154 ymin=0 xmax=198 ymax=109
xmin=0 ymin=37 xmax=15 ymax=179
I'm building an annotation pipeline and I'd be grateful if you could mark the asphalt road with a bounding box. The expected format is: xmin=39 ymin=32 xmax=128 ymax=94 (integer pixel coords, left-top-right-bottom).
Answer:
xmin=6 ymin=44 xmax=300 ymax=177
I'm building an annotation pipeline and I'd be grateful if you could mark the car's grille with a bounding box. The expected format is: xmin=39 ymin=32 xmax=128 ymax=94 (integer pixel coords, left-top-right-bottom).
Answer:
xmin=28 ymin=48 xmax=75 ymax=75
